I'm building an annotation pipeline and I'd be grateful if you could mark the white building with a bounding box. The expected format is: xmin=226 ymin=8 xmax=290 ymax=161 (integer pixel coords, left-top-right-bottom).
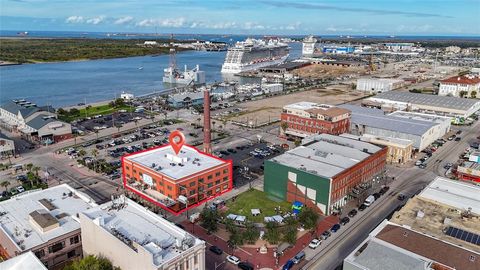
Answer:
xmin=79 ymin=197 xmax=205 ymax=270
xmin=0 ymin=184 xmax=97 ymax=269
xmin=438 ymin=75 xmax=480 ymax=98
xmin=0 ymin=132 xmax=15 ymax=158
xmin=120 ymin=91 xmax=134 ymax=100
xmin=0 ymin=100 xmax=72 ymax=143
xmin=365 ymin=91 xmax=480 ymax=118
xmin=262 ymin=83 xmax=283 ymax=95
xmin=388 ymin=111 xmax=451 ymax=138
xmin=0 ymin=251 xmax=47 ymax=270
xmin=356 ymin=78 xmax=404 ymax=93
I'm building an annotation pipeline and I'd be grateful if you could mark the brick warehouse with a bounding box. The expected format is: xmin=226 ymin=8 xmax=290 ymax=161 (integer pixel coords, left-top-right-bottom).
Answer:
xmin=280 ymin=102 xmax=351 ymax=139
xmin=264 ymin=134 xmax=387 ymax=215
xmin=122 ymin=144 xmax=232 ymax=214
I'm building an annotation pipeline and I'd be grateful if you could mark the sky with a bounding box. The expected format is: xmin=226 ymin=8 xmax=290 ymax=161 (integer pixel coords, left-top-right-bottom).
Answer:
xmin=1 ymin=0 xmax=479 ymax=36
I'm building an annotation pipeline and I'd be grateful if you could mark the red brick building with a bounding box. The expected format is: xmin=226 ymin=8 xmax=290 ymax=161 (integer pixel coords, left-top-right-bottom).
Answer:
xmin=280 ymin=102 xmax=351 ymax=138
xmin=122 ymin=145 xmax=232 ymax=213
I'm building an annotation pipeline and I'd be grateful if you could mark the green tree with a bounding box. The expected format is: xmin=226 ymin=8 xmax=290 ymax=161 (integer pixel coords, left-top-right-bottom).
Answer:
xmin=229 ymin=229 xmax=245 ymax=248
xmin=280 ymin=122 xmax=288 ymax=133
xmin=63 ymin=255 xmax=119 ymax=270
xmin=460 ymin=90 xmax=468 ymax=98
xmin=91 ymin=149 xmax=99 ymax=172
xmin=78 ymin=149 xmax=87 ymax=157
xmin=471 ymin=91 xmax=477 ymax=99
xmin=200 ymin=207 xmax=220 ymax=234
xmin=114 ymin=98 xmax=125 ymax=107
xmin=282 ymin=216 xmax=298 ymax=245
xmin=27 ymin=172 xmax=37 ymax=188
xmin=298 ymin=207 xmax=319 ymax=230
xmin=225 ymin=217 xmax=236 ymax=234
xmin=294 ymin=139 xmax=302 ymax=147
xmin=1 ymin=181 xmax=10 ymax=192
xmin=264 ymin=221 xmax=281 ymax=244
xmin=70 ymin=108 xmax=80 ymax=116
xmin=242 ymin=221 xmax=258 ymax=244
xmin=57 ymin=108 xmax=67 ymax=115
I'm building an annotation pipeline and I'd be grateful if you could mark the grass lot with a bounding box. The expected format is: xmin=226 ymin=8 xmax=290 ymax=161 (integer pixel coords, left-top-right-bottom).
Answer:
xmin=59 ymin=104 xmax=135 ymax=122
xmin=225 ymin=189 xmax=292 ymax=223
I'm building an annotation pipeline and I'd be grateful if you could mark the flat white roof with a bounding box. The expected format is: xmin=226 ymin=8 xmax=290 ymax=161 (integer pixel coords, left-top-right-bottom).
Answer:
xmin=389 ymin=111 xmax=451 ymax=124
xmin=283 ymin=102 xmax=333 ymax=111
xmin=419 ymin=177 xmax=480 ymax=215
xmin=0 ymin=251 xmax=47 ymax=270
xmin=125 ymin=145 xmax=226 ymax=180
xmin=82 ymin=197 xmax=203 ymax=267
xmin=0 ymin=184 xmax=97 ymax=251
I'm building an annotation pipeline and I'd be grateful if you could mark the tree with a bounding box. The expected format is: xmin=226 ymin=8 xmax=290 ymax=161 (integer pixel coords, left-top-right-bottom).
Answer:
xmin=69 ymin=108 xmax=80 ymax=116
xmin=460 ymin=90 xmax=468 ymax=98
xmin=91 ymin=149 xmax=99 ymax=172
xmin=114 ymin=98 xmax=125 ymax=107
xmin=57 ymin=108 xmax=67 ymax=115
xmin=264 ymin=221 xmax=280 ymax=244
xmin=298 ymin=207 xmax=319 ymax=230
xmin=1 ymin=181 xmax=10 ymax=192
xmin=282 ymin=216 xmax=298 ymax=245
xmin=242 ymin=221 xmax=258 ymax=245
xmin=294 ymin=139 xmax=302 ymax=147
xmin=280 ymin=122 xmax=288 ymax=133
xmin=115 ymin=124 xmax=123 ymax=134
xmin=63 ymin=255 xmax=119 ymax=270
xmin=471 ymin=91 xmax=477 ymax=99
xmin=27 ymin=172 xmax=37 ymax=188
xmin=229 ymin=229 xmax=245 ymax=248
xmin=200 ymin=207 xmax=220 ymax=234
xmin=25 ymin=163 xmax=33 ymax=172
xmin=78 ymin=149 xmax=86 ymax=157
xmin=225 ymin=217 xmax=236 ymax=234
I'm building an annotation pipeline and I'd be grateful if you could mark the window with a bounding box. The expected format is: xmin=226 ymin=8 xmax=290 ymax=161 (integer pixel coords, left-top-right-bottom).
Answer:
xmin=215 ymin=188 xmax=220 ymax=193
xmin=126 ymin=166 xmax=130 ymax=170
xmin=215 ymin=172 xmax=221 ymax=177
xmin=223 ymin=184 xmax=228 ymax=189
xmin=207 ymin=190 xmax=212 ymax=196
xmin=189 ymin=182 xmax=196 ymax=187
xmin=48 ymin=242 xmax=65 ymax=253
xmin=133 ymin=169 xmax=137 ymax=174
xmin=67 ymin=250 xmax=76 ymax=258
xmin=34 ymin=249 xmax=45 ymax=258
xmin=207 ymin=183 xmax=213 ymax=188
xmin=223 ymin=169 xmax=228 ymax=174
xmin=198 ymin=178 xmax=204 ymax=183
xmin=167 ymin=186 xmax=172 ymax=191
xmin=159 ymin=181 xmax=163 ymax=186
xmin=198 ymin=186 xmax=204 ymax=192
xmin=223 ymin=176 xmax=228 ymax=182
xmin=70 ymin=235 xmax=80 ymax=245
xmin=207 ymin=175 xmax=213 ymax=180
xmin=215 ymin=180 xmax=220 ymax=185
xmin=190 ymin=190 xmax=196 ymax=195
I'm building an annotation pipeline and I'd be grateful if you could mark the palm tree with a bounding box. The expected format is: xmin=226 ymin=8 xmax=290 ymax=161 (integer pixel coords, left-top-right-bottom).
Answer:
xmin=91 ymin=149 xmax=99 ymax=172
xmin=197 ymin=117 xmax=201 ymax=127
xmin=25 ymin=163 xmax=33 ymax=172
xmin=1 ymin=181 xmax=9 ymax=193
xmin=32 ymin=166 xmax=40 ymax=185
xmin=78 ymin=149 xmax=86 ymax=157
xmin=115 ymin=124 xmax=123 ymax=135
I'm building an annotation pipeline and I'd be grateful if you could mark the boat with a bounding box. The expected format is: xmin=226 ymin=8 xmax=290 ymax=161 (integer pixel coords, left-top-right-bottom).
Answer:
xmin=138 ymin=66 xmax=143 ymax=70
xmin=221 ymin=38 xmax=289 ymax=74
xmin=163 ymin=49 xmax=205 ymax=85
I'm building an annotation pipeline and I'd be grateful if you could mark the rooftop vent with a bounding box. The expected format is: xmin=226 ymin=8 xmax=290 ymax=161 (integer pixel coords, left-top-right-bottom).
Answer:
xmin=39 ymin=198 xmax=57 ymax=211
xmin=29 ymin=210 xmax=59 ymax=233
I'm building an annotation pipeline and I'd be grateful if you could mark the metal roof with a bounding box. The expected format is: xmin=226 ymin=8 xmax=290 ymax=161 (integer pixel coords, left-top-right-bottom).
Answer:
xmin=418 ymin=176 xmax=480 ymax=215
xmin=26 ymin=114 xmax=59 ymax=130
xmin=271 ymin=133 xmax=382 ymax=178
xmin=341 ymin=104 xmax=437 ymax=136
xmin=0 ymin=100 xmax=40 ymax=118
xmin=373 ymin=91 xmax=480 ymax=111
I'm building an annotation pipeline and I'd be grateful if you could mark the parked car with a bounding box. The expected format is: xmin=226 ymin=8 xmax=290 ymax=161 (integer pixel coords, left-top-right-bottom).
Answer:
xmin=418 ymin=163 xmax=427 ymax=169
xmin=239 ymin=261 xmax=254 ymax=270
xmin=330 ymin=223 xmax=341 ymax=233
xmin=340 ymin=216 xmax=350 ymax=225
xmin=308 ymin=238 xmax=321 ymax=249
xmin=226 ymin=255 xmax=240 ymax=265
xmin=379 ymin=186 xmax=390 ymax=195
xmin=364 ymin=195 xmax=375 ymax=206
xmin=358 ymin=204 xmax=368 ymax=211
xmin=397 ymin=194 xmax=406 ymax=201
xmin=209 ymin=245 xmax=223 ymax=255
xmin=320 ymin=230 xmax=331 ymax=240
xmin=455 ymin=137 xmax=461 ymax=141
xmin=292 ymin=251 xmax=305 ymax=264
xmin=282 ymin=260 xmax=294 ymax=270
xmin=348 ymin=209 xmax=358 ymax=218
xmin=16 ymin=186 xmax=25 ymax=193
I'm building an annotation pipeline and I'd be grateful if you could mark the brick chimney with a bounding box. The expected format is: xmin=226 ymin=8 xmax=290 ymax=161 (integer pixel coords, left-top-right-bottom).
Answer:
xmin=203 ymin=87 xmax=212 ymax=154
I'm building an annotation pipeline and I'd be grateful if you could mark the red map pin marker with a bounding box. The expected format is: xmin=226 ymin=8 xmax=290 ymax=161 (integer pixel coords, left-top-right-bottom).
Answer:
xmin=169 ymin=130 xmax=185 ymax=155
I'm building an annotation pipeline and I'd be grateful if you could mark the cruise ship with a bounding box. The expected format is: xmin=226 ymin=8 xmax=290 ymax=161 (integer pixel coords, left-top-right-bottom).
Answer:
xmin=221 ymin=38 xmax=289 ymax=74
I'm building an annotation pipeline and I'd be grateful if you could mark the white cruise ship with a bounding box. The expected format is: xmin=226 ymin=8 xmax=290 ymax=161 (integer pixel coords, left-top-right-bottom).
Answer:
xmin=221 ymin=38 xmax=289 ymax=74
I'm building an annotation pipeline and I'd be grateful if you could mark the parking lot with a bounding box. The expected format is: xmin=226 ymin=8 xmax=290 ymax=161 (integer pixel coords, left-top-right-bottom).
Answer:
xmin=73 ymin=111 xmax=151 ymax=133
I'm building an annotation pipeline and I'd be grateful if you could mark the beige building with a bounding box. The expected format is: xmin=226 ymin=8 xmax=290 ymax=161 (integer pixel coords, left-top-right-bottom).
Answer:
xmin=342 ymin=133 xmax=413 ymax=164
xmin=0 ymin=251 xmax=47 ymax=270
xmin=0 ymin=184 xmax=97 ymax=269
xmin=0 ymin=132 xmax=15 ymax=158
xmin=80 ymin=196 xmax=205 ymax=270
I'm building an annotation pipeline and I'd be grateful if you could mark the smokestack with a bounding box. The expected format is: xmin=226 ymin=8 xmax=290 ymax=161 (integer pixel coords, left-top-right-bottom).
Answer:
xmin=203 ymin=87 xmax=212 ymax=154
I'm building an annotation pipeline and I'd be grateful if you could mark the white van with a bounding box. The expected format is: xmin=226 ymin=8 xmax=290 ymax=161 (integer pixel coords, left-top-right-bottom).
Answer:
xmin=364 ymin=195 xmax=375 ymax=206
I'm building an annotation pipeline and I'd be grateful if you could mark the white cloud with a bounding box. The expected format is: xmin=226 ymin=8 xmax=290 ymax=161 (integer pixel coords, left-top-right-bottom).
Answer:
xmin=86 ymin=16 xmax=105 ymax=25
xmin=243 ymin=22 xmax=265 ymax=30
xmin=114 ymin=16 xmax=134 ymax=25
xmin=136 ymin=17 xmax=186 ymax=28
xmin=65 ymin=16 xmax=84 ymax=23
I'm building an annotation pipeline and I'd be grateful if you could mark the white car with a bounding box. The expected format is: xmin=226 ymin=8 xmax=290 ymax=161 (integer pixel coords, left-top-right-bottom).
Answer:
xmin=16 ymin=186 xmax=25 ymax=193
xmin=308 ymin=238 xmax=322 ymax=249
xmin=226 ymin=255 xmax=240 ymax=265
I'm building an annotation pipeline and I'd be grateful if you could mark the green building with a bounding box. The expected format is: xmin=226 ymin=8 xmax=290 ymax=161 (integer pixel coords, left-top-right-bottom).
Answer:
xmin=264 ymin=134 xmax=387 ymax=215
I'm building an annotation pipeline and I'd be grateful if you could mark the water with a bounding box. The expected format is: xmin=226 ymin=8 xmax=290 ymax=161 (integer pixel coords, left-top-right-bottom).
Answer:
xmin=0 ymin=42 xmax=302 ymax=108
